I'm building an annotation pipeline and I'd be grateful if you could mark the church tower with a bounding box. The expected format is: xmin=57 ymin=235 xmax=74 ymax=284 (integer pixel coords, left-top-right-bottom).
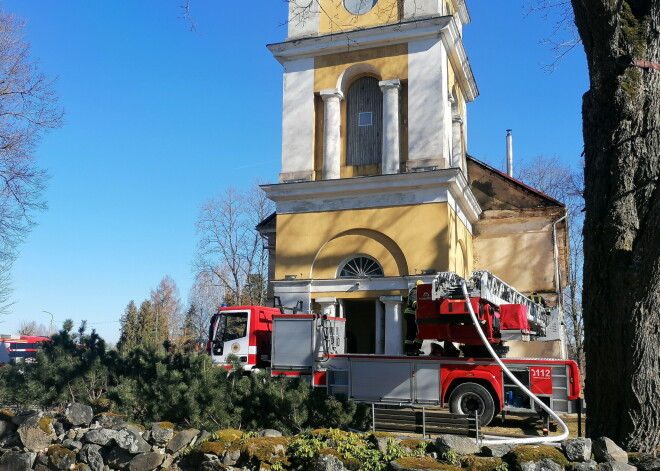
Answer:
xmin=261 ymin=0 xmax=482 ymax=355
xmin=271 ymin=0 xmax=476 ymax=183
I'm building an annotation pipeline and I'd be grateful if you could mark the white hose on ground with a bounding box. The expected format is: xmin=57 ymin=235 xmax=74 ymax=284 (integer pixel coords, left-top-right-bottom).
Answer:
xmin=460 ymin=280 xmax=569 ymax=445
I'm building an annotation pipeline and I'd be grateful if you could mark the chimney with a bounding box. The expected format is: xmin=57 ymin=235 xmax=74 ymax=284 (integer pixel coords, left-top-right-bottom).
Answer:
xmin=506 ymin=129 xmax=514 ymax=177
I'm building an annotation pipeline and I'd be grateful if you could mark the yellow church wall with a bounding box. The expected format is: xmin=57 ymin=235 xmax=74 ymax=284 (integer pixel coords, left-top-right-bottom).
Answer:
xmin=275 ymin=203 xmax=453 ymax=283
xmin=313 ymin=234 xmax=402 ymax=278
xmin=314 ymin=44 xmax=408 ymax=92
xmin=448 ymin=61 xmax=455 ymax=93
xmin=448 ymin=62 xmax=466 ymax=117
xmin=319 ymin=0 xmax=402 ymax=34
xmin=448 ymin=209 xmax=473 ymax=278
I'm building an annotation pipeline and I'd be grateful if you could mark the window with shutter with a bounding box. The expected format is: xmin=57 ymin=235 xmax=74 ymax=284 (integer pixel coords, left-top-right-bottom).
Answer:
xmin=346 ymin=76 xmax=383 ymax=166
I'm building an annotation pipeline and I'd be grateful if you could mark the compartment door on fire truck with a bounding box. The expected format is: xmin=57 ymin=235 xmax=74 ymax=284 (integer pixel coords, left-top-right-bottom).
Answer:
xmin=350 ymin=359 xmax=412 ymax=402
xmin=414 ymin=363 xmax=441 ymax=405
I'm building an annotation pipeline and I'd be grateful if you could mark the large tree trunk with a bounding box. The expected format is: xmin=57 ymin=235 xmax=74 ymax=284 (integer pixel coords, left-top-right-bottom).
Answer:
xmin=571 ymin=0 xmax=660 ymax=452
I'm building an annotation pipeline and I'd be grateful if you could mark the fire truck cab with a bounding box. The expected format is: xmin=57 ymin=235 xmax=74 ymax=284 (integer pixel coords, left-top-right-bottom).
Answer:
xmin=208 ymin=306 xmax=279 ymax=370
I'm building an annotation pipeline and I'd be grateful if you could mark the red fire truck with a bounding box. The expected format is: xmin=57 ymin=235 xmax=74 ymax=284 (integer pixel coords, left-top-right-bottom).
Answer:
xmin=0 ymin=335 xmax=51 ymax=365
xmin=208 ymin=271 xmax=581 ymax=426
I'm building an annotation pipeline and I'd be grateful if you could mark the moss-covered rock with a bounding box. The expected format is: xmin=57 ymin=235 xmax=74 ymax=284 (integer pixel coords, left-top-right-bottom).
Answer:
xmin=199 ymin=441 xmax=227 ymax=457
xmin=194 ymin=429 xmax=243 ymax=458
xmin=628 ymin=452 xmax=660 ymax=471
xmin=372 ymin=431 xmax=396 ymax=438
xmin=72 ymin=463 xmax=91 ymax=471
xmin=461 ymin=455 xmax=505 ymax=471
xmin=149 ymin=421 xmax=175 ymax=446
xmin=401 ymin=438 xmax=429 ymax=452
xmin=315 ymin=448 xmax=362 ymax=471
xmin=241 ymin=437 xmax=289 ymax=467
xmin=506 ymin=445 xmax=568 ymax=470
xmin=47 ymin=444 xmax=77 ymax=470
xmin=128 ymin=422 xmax=146 ymax=432
xmin=392 ymin=456 xmax=462 ymax=471
xmin=318 ymin=448 xmax=342 ymax=459
xmin=0 ymin=409 xmax=15 ymax=421
xmin=37 ymin=415 xmax=54 ymax=434
xmin=216 ymin=428 xmax=242 ymax=442
xmin=90 ymin=398 xmax=114 ymax=413
xmin=18 ymin=414 xmax=55 ymax=451
xmin=94 ymin=411 xmax=125 ymax=427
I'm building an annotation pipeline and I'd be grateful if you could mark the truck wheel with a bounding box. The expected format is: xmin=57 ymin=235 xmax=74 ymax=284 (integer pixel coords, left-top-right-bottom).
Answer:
xmin=448 ymin=383 xmax=495 ymax=426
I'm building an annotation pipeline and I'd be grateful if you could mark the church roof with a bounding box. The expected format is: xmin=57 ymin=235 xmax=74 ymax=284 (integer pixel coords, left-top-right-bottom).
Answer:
xmin=256 ymin=211 xmax=276 ymax=233
xmin=466 ymin=155 xmax=565 ymax=211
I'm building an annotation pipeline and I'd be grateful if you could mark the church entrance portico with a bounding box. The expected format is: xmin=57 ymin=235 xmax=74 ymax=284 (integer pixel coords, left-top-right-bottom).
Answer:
xmin=343 ymin=299 xmax=376 ymax=354
xmin=271 ymin=275 xmax=435 ymax=356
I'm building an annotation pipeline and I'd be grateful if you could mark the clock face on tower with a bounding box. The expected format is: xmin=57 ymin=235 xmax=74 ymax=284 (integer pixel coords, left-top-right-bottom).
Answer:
xmin=343 ymin=0 xmax=378 ymax=15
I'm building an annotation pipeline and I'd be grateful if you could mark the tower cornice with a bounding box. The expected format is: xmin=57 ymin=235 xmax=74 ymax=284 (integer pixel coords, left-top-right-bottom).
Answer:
xmin=268 ymin=15 xmax=478 ymax=101
xmin=261 ymin=168 xmax=482 ymax=231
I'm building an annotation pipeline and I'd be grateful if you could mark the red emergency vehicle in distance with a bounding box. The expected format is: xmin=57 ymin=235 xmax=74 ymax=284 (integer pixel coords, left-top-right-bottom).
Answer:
xmin=0 ymin=335 xmax=51 ymax=365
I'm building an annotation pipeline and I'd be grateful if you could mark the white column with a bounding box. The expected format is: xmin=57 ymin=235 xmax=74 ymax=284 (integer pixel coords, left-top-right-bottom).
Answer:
xmin=380 ymin=296 xmax=403 ymax=355
xmin=316 ymin=297 xmax=337 ymax=317
xmin=452 ymin=114 xmax=464 ymax=170
xmin=379 ymin=79 xmax=401 ymax=175
xmin=320 ymin=89 xmax=343 ymax=180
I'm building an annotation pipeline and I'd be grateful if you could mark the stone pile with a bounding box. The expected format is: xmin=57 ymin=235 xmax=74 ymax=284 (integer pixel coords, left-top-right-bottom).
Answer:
xmin=0 ymin=405 xmax=189 ymax=471
xmin=0 ymin=405 xmax=658 ymax=471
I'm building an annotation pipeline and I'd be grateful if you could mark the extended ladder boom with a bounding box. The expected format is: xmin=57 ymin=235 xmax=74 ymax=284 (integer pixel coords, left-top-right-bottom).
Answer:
xmin=431 ymin=271 xmax=550 ymax=333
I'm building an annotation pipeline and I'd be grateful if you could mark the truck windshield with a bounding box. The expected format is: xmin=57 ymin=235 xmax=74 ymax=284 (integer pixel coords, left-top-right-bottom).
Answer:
xmin=214 ymin=312 xmax=248 ymax=343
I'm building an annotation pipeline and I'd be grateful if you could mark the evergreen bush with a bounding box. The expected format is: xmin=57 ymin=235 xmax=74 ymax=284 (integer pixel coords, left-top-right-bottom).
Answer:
xmin=0 ymin=326 xmax=368 ymax=434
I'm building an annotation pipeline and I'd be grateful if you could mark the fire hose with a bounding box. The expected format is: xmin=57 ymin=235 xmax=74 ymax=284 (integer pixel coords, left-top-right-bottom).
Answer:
xmin=460 ymin=280 xmax=570 ymax=445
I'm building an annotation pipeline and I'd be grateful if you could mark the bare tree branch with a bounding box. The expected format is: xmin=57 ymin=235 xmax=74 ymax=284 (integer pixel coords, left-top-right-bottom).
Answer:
xmin=518 ymin=155 xmax=585 ymax=377
xmin=0 ymin=11 xmax=63 ymax=314
xmin=195 ymin=183 xmax=274 ymax=307
xmin=523 ymin=0 xmax=581 ymax=72
xmin=178 ymin=0 xmax=198 ymax=33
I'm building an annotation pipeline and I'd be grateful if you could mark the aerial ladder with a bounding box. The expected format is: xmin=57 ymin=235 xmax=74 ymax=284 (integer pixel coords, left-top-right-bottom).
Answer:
xmin=416 ymin=271 xmax=557 ymax=357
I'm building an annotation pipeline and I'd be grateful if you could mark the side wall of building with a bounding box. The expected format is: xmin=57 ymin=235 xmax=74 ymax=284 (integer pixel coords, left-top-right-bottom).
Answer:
xmin=473 ymin=209 xmax=567 ymax=304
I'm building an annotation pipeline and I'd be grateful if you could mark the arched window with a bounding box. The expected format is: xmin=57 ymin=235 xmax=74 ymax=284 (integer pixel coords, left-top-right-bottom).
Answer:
xmin=346 ymin=76 xmax=382 ymax=166
xmin=338 ymin=255 xmax=384 ymax=278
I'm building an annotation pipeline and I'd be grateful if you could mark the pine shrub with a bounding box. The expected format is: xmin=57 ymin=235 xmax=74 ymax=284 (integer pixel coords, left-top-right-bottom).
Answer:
xmin=0 ymin=328 xmax=368 ymax=433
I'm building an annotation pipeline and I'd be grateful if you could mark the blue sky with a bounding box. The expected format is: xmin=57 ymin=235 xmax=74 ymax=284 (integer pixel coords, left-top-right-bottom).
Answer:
xmin=1 ymin=1 xmax=587 ymax=344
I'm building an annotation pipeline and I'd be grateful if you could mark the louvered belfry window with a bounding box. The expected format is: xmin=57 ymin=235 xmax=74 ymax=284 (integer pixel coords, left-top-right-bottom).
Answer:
xmin=346 ymin=76 xmax=382 ymax=166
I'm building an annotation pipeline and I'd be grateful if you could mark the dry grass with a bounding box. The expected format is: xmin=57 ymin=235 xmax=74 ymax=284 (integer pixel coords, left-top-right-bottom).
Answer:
xmin=482 ymin=413 xmax=584 ymax=439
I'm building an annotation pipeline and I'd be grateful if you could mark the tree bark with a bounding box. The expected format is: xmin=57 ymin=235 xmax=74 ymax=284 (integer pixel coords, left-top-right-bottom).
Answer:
xmin=571 ymin=0 xmax=660 ymax=452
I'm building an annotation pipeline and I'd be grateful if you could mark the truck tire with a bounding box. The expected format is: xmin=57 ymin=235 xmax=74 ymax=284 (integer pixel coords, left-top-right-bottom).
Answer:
xmin=448 ymin=382 xmax=495 ymax=426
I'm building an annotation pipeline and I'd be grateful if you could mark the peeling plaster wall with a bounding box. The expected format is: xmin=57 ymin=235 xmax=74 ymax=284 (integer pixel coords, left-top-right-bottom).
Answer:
xmin=467 ymin=157 xmax=570 ymax=304
xmin=473 ymin=210 xmax=565 ymax=302
xmin=506 ymin=339 xmax=563 ymax=359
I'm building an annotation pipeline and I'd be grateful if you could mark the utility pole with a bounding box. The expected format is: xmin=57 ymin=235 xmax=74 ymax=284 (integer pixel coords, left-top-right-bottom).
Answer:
xmin=42 ymin=311 xmax=54 ymax=336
